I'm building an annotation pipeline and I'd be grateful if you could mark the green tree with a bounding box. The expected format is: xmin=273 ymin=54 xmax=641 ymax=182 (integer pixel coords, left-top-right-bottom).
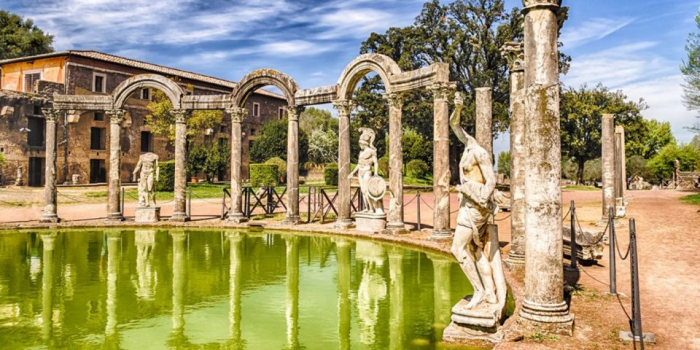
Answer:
xmin=250 ymin=118 xmax=308 ymax=165
xmin=186 ymin=141 xmax=230 ymax=182
xmin=583 ymin=158 xmax=602 ymax=183
xmin=639 ymin=119 xmax=675 ymax=159
xmin=647 ymin=143 xmax=700 ymax=180
xmin=308 ymin=128 xmax=338 ymax=164
xmin=146 ymin=89 xmax=223 ymax=142
xmin=681 ymin=11 xmax=700 ymax=123
xmin=626 ymin=155 xmax=650 ymax=180
xmin=497 ymin=151 xmax=510 ymax=178
xmin=0 ymin=11 xmax=54 ymax=59
xmin=560 ymin=84 xmax=647 ymax=184
xmin=299 ymin=107 xmax=338 ymax=135
xmin=690 ymin=133 xmax=700 ymax=150
xmin=403 ymin=129 xmax=433 ymax=165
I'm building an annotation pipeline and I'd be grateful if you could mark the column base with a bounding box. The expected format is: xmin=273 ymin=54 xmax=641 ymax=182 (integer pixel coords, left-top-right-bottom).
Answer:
xmin=227 ymin=212 xmax=248 ymax=224
xmin=282 ymin=214 xmax=300 ymax=226
xmin=518 ymin=300 xmax=574 ymax=336
xmin=333 ymin=219 xmax=354 ymax=230
xmin=170 ymin=212 xmax=189 ymax=222
xmin=383 ymin=222 xmax=408 ymax=235
xmin=106 ymin=212 xmax=124 ymax=222
xmin=39 ymin=213 xmax=60 ymax=223
xmin=505 ymin=251 xmax=526 ymax=270
xmin=429 ymin=229 xmax=453 ymax=241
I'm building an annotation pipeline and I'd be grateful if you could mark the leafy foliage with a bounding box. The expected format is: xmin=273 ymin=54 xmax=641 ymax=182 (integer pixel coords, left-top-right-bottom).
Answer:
xmin=154 ymin=160 xmax=175 ymax=192
xmin=146 ymin=89 xmax=223 ymax=141
xmin=187 ymin=142 xmax=230 ymax=182
xmin=406 ymin=159 xmax=429 ymax=179
xmin=249 ymin=118 xmax=308 ymax=165
xmin=639 ymin=119 xmax=676 ymax=159
xmin=626 ymin=155 xmax=650 ymax=180
xmin=324 ymin=164 xmax=338 ymax=186
xmin=496 ymin=151 xmax=510 ymax=178
xmin=403 ymin=130 xmax=433 ymax=165
xmin=682 ymin=11 xmax=700 ymax=121
xmin=308 ymin=128 xmax=338 ymax=164
xmin=0 ymin=11 xmax=54 ymax=59
xmin=560 ymin=84 xmax=647 ymax=184
xmin=249 ymin=164 xmax=278 ymax=187
xmin=0 ymin=153 xmax=5 ymax=169
xmin=265 ymin=157 xmax=287 ymax=183
xmin=300 ymin=107 xmax=338 ymax=135
xmin=646 ymin=143 xmax=700 ymax=180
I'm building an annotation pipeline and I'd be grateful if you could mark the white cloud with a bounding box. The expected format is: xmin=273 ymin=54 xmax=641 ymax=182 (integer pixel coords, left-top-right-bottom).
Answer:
xmin=561 ymin=17 xmax=635 ymax=49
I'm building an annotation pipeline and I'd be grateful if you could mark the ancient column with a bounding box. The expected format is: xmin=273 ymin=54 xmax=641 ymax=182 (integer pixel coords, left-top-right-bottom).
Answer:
xmin=171 ymin=231 xmax=187 ymax=336
xmin=106 ymin=109 xmax=125 ymax=221
xmin=475 ymin=87 xmax=494 ymax=160
xmin=227 ymin=107 xmax=247 ymax=223
xmin=502 ymin=42 xmax=526 ymax=268
xmin=334 ymin=239 xmax=352 ymax=350
xmin=600 ymin=114 xmax=615 ymax=223
xmin=518 ymin=0 xmax=574 ymax=334
xmin=40 ymin=108 xmax=61 ymax=223
xmin=228 ymin=231 xmax=244 ymax=345
xmin=284 ymin=235 xmax=300 ymax=349
xmin=41 ymin=233 xmax=56 ymax=341
xmin=105 ymin=230 xmax=121 ymax=338
xmin=614 ymin=125 xmax=626 ymax=200
xmin=171 ymin=109 xmax=189 ymax=222
xmin=333 ymin=99 xmax=354 ymax=229
xmin=384 ymin=93 xmax=405 ymax=233
xmin=284 ymin=106 xmax=304 ymax=225
xmin=428 ymin=83 xmax=454 ymax=239
xmin=388 ymin=247 xmax=405 ymax=350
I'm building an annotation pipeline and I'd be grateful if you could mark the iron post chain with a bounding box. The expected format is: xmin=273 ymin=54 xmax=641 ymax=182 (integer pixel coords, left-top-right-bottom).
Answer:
xmin=608 ymin=206 xmax=617 ymax=295
xmin=629 ymin=218 xmax=645 ymax=348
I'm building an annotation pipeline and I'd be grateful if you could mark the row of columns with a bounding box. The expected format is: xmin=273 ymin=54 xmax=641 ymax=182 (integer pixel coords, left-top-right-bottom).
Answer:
xmin=40 ymin=108 xmax=190 ymax=223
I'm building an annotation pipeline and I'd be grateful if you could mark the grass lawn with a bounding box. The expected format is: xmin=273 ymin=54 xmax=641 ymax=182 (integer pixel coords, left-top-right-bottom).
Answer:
xmin=563 ymin=185 xmax=600 ymax=191
xmin=681 ymin=193 xmax=700 ymax=205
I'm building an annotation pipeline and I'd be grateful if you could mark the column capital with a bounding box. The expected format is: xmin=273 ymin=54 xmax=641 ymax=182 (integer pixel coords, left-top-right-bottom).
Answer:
xmin=522 ymin=0 xmax=560 ymax=10
xmin=285 ymin=105 xmax=305 ymax=121
xmin=501 ymin=41 xmax=525 ymax=72
xmin=226 ymin=107 xmax=247 ymax=123
xmin=332 ymin=99 xmax=355 ymax=118
xmin=171 ymin=109 xmax=189 ymax=124
xmin=41 ymin=108 xmax=63 ymax=122
xmin=382 ymin=92 xmax=405 ymax=109
xmin=105 ymin=109 xmax=126 ymax=124
xmin=428 ymin=82 xmax=455 ymax=101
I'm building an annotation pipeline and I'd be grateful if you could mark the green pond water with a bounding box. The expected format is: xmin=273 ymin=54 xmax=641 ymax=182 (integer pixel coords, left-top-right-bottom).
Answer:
xmin=0 ymin=229 xmax=493 ymax=349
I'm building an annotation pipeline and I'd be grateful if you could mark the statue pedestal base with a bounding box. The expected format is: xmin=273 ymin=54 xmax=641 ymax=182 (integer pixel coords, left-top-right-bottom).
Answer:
xmin=355 ymin=212 xmax=386 ymax=233
xmin=443 ymin=296 xmax=505 ymax=343
xmin=135 ymin=206 xmax=160 ymax=223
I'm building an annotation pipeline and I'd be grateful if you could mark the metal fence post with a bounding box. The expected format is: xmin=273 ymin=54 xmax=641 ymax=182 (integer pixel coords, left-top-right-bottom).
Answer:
xmin=629 ymin=218 xmax=644 ymax=348
xmin=121 ymin=187 xmax=125 ymax=216
xmin=570 ymin=200 xmax=578 ymax=269
xmin=416 ymin=191 xmax=421 ymax=231
xmin=608 ymin=206 xmax=617 ymax=295
xmin=187 ymin=187 xmax=192 ymax=219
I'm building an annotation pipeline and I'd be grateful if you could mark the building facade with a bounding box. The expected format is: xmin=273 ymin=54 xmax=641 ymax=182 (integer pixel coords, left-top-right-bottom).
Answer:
xmin=0 ymin=50 xmax=286 ymax=186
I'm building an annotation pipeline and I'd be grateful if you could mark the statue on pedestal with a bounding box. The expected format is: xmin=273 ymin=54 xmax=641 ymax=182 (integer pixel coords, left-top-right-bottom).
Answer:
xmin=133 ymin=152 xmax=159 ymax=207
xmin=349 ymin=128 xmax=387 ymax=233
xmin=444 ymin=92 xmax=507 ymax=342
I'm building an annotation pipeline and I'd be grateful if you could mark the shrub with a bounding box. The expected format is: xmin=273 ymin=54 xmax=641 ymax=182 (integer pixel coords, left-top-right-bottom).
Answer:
xmin=0 ymin=153 xmax=5 ymax=169
xmin=406 ymin=159 xmax=429 ymax=179
xmin=265 ymin=157 xmax=287 ymax=183
xmin=155 ymin=160 xmax=175 ymax=191
xmin=250 ymin=164 xmax=278 ymax=187
xmin=324 ymin=164 xmax=338 ymax=186
xmin=378 ymin=155 xmax=389 ymax=177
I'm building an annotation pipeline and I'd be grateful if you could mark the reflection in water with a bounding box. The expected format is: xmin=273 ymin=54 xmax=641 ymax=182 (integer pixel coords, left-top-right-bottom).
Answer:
xmin=285 ymin=235 xmax=300 ymax=349
xmin=132 ymin=230 xmax=157 ymax=301
xmin=355 ymin=240 xmax=387 ymax=346
xmin=0 ymin=230 xmax=474 ymax=349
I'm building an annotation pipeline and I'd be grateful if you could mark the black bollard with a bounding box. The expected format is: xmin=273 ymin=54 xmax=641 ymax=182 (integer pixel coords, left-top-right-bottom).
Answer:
xmin=629 ymin=218 xmax=644 ymax=348
xmin=570 ymin=200 xmax=578 ymax=269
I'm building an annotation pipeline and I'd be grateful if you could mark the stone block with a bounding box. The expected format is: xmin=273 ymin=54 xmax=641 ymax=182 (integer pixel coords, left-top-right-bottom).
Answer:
xmin=443 ymin=297 xmax=505 ymax=343
xmin=355 ymin=212 xmax=386 ymax=233
xmin=562 ymin=226 xmax=604 ymax=262
xmin=135 ymin=206 xmax=160 ymax=223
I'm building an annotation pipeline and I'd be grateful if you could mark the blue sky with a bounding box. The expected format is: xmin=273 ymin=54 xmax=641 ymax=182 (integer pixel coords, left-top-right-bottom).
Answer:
xmin=4 ymin=0 xmax=700 ymax=154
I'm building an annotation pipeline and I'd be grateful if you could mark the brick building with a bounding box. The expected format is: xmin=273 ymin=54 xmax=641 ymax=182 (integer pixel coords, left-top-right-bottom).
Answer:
xmin=0 ymin=50 xmax=287 ymax=186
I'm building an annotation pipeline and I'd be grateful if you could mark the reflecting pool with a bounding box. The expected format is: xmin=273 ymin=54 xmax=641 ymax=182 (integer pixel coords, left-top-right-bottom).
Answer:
xmin=0 ymin=229 xmax=484 ymax=349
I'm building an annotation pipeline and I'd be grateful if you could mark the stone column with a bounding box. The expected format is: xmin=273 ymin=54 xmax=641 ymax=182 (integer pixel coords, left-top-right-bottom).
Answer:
xmin=502 ymin=42 xmax=526 ymax=268
xmin=600 ymin=114 xmax=615 ymax=223
xmin=284 ymin=235 xmax=300 ymax=349
xmin=614 ymin=125 xmax=626 ymax=200
xmin=334 ymin=239 xmax=352 ymax=350
xmin=227 ymin=107 xmax=247 ymax=223
xmin=388 ymin=247 xmax=405 ymax=349
xmin=105 ymin=230 xmax=121 ymax=338
xmin=106 ymin=109 xmax=125 ymax=221
xmin=171 ymin=231 xmax=186 ymax=334
xmin=171 ymin=109 xmax=189 ymax=222
xmin=228 ymin=231 xmax=243 ymax=344
xmin=284 ymin=106 xmax=304 ymax=225
xmin=41 ymin=233 xmax=56 ymax=341
xmin=518 ymin=0 xmax=574 ymax=334
xmin=333 ymin=99 xmax=355 ymax=229
xmin=40 ymin=108 xmax=61 ymax=223
xmin=428 ymin=83 xmax=454 ymax=239
xmin=475 ymin=87 xmax=494 ymax=160
xmin=384 ymin=93 xmax=406 ymax=233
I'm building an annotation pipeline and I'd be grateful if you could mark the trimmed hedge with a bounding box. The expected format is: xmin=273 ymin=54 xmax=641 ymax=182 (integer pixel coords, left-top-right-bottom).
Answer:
xmin=407 ymin=159 xmax=429 ymax=179
xmin=250 ymin=164 xmax=279 ymax=187
xmin=265 ymin=157 xmax=287 ymax=183
xmin=324 ymin=164 xmax=338 ymax=186
xmin=154 ymin=160 xmax=175 ymax=191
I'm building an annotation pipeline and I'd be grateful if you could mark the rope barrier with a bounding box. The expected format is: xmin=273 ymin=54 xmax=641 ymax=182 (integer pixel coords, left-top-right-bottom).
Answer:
xmin=420 ymin=196 xmax=435 ymax=211
xmin=575 ymin=213 xmax=607 ymax=246
xmin=190 ymin=191 xmax=225 ymax=205
xmin=614 ymin=230 xmax=632 ymax=261
xmin=494 ymin=213 xmax=511 ymax=222
xmin=402 ymin=194 xmax=418 ymax=207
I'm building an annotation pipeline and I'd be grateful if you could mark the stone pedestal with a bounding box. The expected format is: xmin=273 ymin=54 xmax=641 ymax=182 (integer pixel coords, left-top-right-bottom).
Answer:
xmin=135 ymin=206 xmax=160 ymax=223
xmin=443 ymin=298 xmax=505 ymax=343
xmin=355 ymin=212 xmax=386 ymax=233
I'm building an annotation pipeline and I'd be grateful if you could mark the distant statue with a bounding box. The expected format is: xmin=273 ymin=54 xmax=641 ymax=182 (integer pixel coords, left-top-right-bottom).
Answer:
xmin=15 ymin=165 xmax=23 ymax=186
xmin=133 ymin=152 xmax=159 ymax=207
xmin=450 ymin=92 xmax=506 ymax=312
xmin=348 ymin=128 xmax=384 ymax=214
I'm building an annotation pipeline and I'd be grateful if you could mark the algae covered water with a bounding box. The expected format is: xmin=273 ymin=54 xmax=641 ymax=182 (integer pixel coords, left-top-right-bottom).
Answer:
xmin=0 ymin=229 xmax=479 ymax=349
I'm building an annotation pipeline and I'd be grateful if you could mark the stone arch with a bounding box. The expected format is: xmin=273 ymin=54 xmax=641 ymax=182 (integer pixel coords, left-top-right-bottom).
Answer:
xmin=232 ymin=69 xmax=298 ymax=107
xmin=336 ymin=53 xmax=403 ymax=100
xmin=112 ymin=74 xmax=184 ymax=109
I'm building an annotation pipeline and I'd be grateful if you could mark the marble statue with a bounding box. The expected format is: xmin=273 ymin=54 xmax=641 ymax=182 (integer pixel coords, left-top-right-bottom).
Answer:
xmin=449 ymin=92 xmax=507 ymax=315
xmin=133 ymin=152 xmax=159 ymax=207
xmin=349 ymin=128 xmax=384 ymax=214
